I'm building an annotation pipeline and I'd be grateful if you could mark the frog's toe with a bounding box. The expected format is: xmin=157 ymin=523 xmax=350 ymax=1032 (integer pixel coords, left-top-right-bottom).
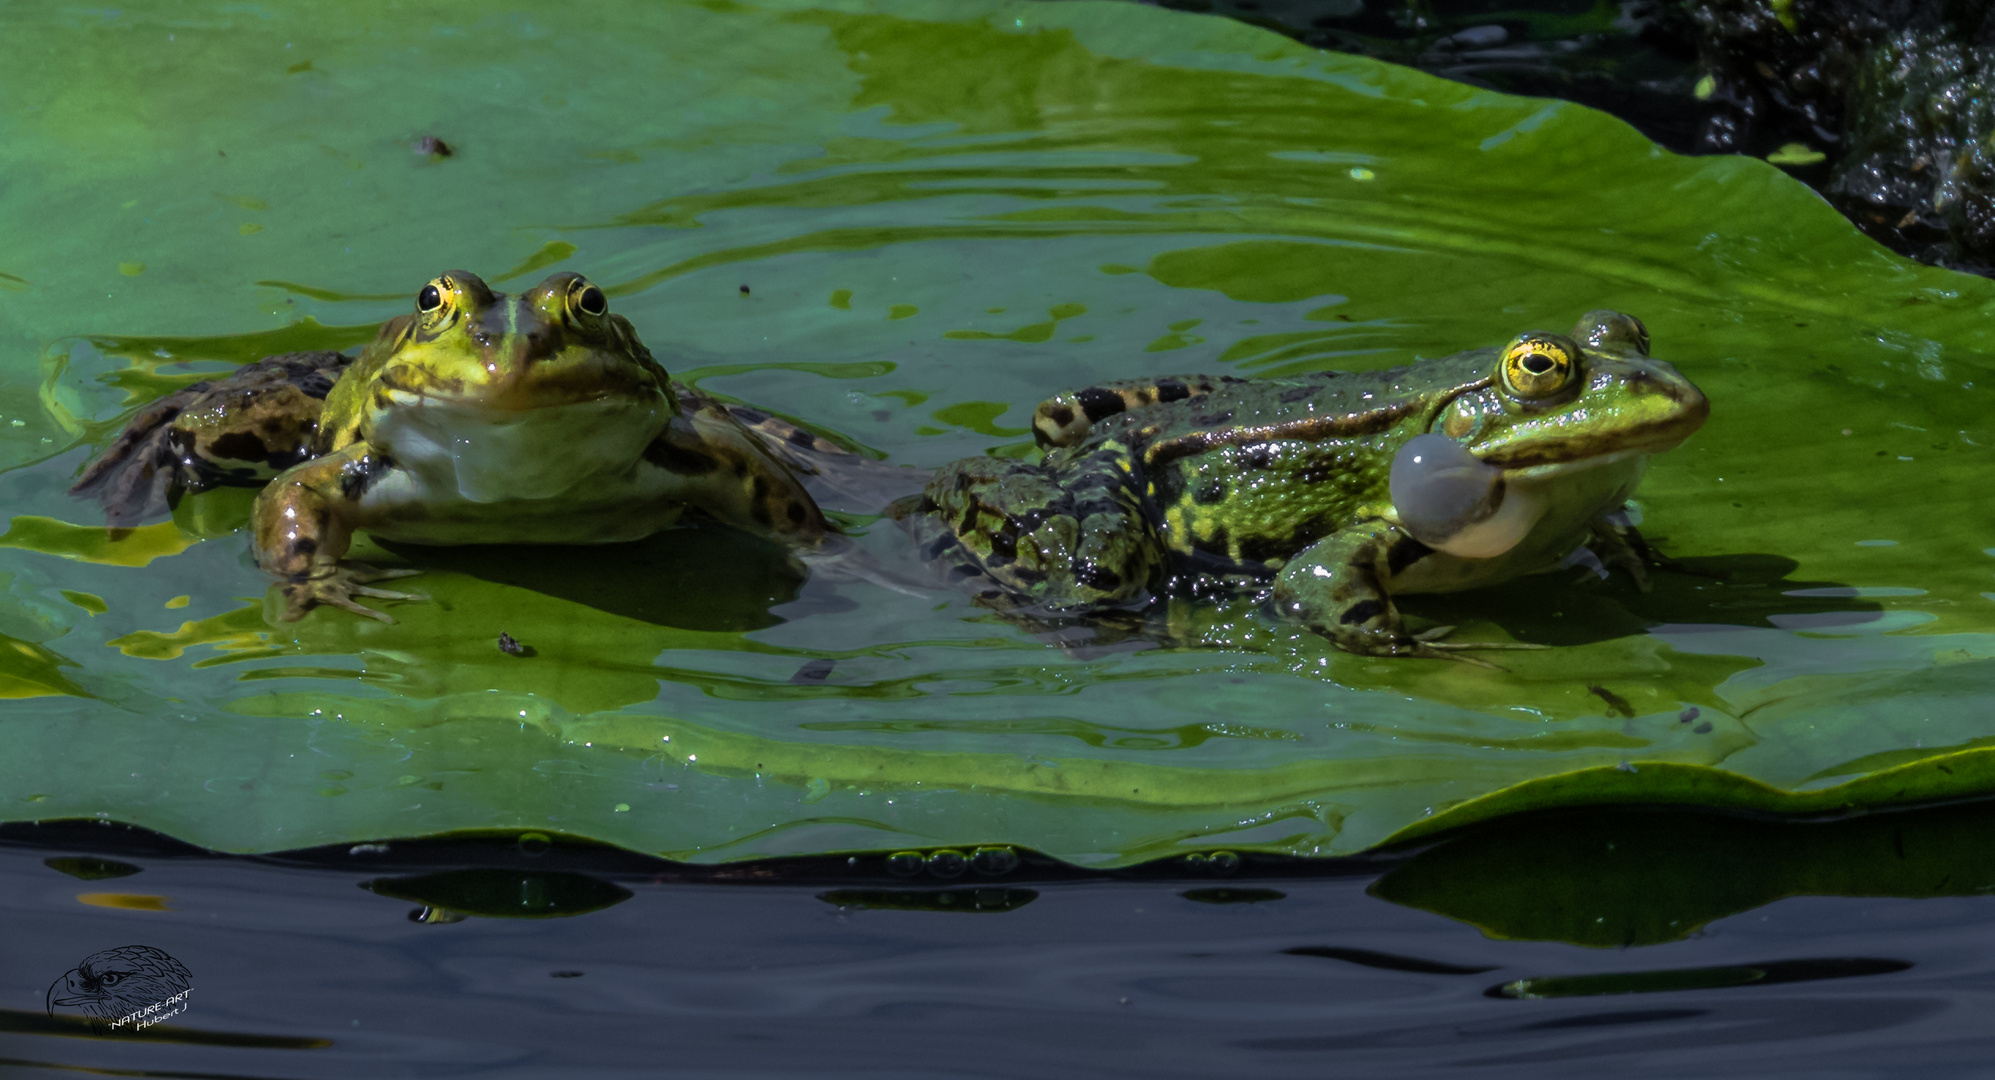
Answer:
xmin=1415 ymin=645 xmax=1505 ymax=670
xmin=276 ymin=565 xmax=425 ymax=623
xmin=324 ymin=593 xmax=398 ymax=624
xmin=349 ymin=583 xmax=425 ymax=601
xmin=343 ymin=561 xmax=424 ymax=583
xmin=1418 ymin=639 xmax=1549 ymax=652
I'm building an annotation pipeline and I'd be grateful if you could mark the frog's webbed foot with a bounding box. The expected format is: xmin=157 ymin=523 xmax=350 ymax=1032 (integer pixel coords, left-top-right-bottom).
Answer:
xmin=276 ymin=563 xmax=424 ymax=623
xmin=1407 ymin=624 xmax=1549 ymax=669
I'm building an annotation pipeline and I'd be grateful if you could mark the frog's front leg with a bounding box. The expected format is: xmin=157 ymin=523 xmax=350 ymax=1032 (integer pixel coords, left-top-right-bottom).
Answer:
xmin=1272 ymin=522 xmax=1434 ymax=656
xmin=251 ymin=444 xmax=420 ymax=623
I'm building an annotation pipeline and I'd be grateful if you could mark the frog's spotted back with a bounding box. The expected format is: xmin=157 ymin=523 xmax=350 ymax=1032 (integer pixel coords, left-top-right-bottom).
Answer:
xmin=1032 ymin=374 xmax=1246 ymax=448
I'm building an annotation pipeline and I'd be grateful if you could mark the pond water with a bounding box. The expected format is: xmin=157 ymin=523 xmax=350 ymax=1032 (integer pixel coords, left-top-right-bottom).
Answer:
xmin=12 ymin=803 xmax=1995 ymax=1077
xmin=3 ymin=0 xmax=1995 ymax=1069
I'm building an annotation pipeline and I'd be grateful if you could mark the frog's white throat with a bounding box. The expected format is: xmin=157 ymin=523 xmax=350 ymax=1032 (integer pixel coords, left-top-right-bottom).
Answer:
xmin=371 ymin=397 xmax=670 ymax=503
xmin=1423 ymin=481 xmax=1545 ymax=559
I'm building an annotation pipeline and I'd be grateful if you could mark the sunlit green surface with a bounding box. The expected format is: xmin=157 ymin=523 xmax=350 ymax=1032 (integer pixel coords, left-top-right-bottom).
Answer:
xmin=2 ymin=0 xmax=1993 ymax=864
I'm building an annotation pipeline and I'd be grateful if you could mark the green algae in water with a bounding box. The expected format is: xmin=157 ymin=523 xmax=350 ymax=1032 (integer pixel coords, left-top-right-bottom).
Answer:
xmin=1 ymin=0 xmax=1994 ymax=863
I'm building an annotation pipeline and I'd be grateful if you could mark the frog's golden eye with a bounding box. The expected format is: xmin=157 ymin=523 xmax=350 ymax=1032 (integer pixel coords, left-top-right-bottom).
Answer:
xmin=1499 ymin=334 xmax=1579 ymax=399
xmin=417 ymin=281 xmax=445 ymax=313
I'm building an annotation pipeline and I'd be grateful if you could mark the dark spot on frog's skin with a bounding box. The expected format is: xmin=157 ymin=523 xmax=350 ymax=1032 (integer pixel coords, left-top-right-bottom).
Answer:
xmin=958 ymin=504 xmax=980 ymax=536
xmin=290 ymin=537 xmax=318 ymax=557
xmin=1239 ymin=446 xmax=1277 ymax=470
xmin=1280 ymin=386 xmax=1315 ymax=404
xmin=1074 ymin=498 xmax=1122 ymax=520
xmin=207 ymin=431 xmax=272 ymax=464
xmin=1193 ymin=481 xmax=1226 ymax=505
xmin=733 ymin=459 xmax=749 ymax=478
xmin=751 ymin=501 xmax=774 ymax=528
xmin=731 ymin=407 xmax=770 ymax=425
xmin=949 ymin=564 xmax=984 ymax=580
xmin=786 ymin=501 xmax=807 ymax=525
xmin=920 ymin=534 xmax=956 ymax=561
xmin=1239 ymin=532 xmax=1307 ymax=565
xmin=1156 ymin=380 xmax=1190 ymax=403
xmin=786 ymin=427 xmax=819 ymax=449
xmin=1076 ymin=563 xmax=1122 ymax=591
xmin=1386 ymin=534 xmax=1432 ymax=575
xmin=1193 ymin=524 xmax=1231 ymax=556
xmin=1045 ymin=404 xmax=1075 ymax=428
xmin=1076 ymin=387 xmax=1126 ymax=423
xmin=1340 ymin=599 xmax=1386 ymax=625
xmin=751 ymin=477 xmax=770 ymax=501
xmin=988 ymin=530 xmax=1018 ymax=559
xmin=338 ymin=454 xmax=390 ymax=500
xmin=644 ymin=441 xmax=719 ymax=475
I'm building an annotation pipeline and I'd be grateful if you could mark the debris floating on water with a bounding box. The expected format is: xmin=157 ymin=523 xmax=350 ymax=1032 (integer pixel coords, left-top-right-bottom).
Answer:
xmin=498 ymin=631 xmax=533 ymax=657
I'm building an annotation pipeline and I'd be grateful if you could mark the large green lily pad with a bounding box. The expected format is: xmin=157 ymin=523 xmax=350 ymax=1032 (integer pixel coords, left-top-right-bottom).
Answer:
xmin=1 ymin=0 xmax=1992 ymax=865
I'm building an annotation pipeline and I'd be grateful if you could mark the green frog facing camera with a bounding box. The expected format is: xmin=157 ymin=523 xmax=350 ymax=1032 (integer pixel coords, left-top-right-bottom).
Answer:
xmin=74 ymin=271 xmax=834 ymax=621
xmin=902 ymin=311 xmax=1709 ymax=659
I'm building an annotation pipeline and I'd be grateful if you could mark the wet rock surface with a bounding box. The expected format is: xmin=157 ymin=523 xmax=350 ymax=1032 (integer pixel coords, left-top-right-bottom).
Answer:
xmin=1116 ymin=0 xmax=1995 ymax=276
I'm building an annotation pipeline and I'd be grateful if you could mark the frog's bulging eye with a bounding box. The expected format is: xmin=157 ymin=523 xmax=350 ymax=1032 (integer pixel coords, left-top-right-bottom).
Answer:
xmin=576 ymin=285 xmax=607 ymax=317
xmin=417 ymin=283 xmax=444 ymax=313
xmin=1500 ymin=334 xmax=1578 ymax=399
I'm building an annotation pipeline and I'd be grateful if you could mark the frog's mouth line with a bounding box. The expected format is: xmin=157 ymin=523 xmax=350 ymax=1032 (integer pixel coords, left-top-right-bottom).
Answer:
xmin=1497 ymin=446 xmax=1653 ymax=481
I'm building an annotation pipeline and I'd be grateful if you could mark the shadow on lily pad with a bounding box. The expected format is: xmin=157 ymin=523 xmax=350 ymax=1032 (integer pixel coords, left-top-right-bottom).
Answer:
xmin=1398 ymin=553 xmax=1880 ymax=649
xmin=379 ymin=521 xmax=807 ymax=633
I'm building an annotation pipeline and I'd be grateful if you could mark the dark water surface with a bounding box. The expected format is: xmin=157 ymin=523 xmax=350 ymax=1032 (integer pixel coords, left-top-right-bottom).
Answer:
xmin=11 ymin=805 xmax=1995 ymax=1078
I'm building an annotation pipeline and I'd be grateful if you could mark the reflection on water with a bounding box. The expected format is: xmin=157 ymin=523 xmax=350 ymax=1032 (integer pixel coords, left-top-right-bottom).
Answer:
xmin=4 ymin=816 xmax=1988 ymax=1077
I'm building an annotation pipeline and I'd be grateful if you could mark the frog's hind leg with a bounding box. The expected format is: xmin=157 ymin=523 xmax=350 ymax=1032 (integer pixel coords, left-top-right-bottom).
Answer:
xmin=70 ymin=350 xmax=349 ymax=526
xmin=1033 ymin=374 xmax=1245 ymax=448
xmin=906 ymin=447 xmax=1168 ymax=613
xmin=718 ymin=400 xmax=928 ymax=514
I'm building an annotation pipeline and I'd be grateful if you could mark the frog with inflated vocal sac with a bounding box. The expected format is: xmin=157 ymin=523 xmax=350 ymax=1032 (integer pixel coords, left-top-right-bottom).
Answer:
xmin=900 ymin=311 xmax=1708 ymax=659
